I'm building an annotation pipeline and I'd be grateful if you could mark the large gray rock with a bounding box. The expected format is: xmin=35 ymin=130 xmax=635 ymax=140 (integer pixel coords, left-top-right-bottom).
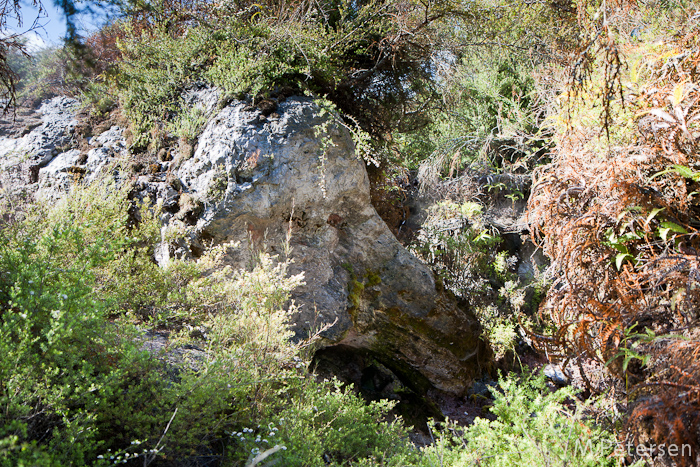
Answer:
xmin=165 ymin=97 xmax=488 ymax=395
xmin=0 ymin=96 xmax=80 ymax=167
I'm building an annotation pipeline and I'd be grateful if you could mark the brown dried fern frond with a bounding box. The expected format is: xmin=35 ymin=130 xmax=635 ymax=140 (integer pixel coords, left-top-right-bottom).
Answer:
xmin=528 ymin=2 xmax=700 ymax=461
xmin=626 ymin=338 xmax=700 ymax=467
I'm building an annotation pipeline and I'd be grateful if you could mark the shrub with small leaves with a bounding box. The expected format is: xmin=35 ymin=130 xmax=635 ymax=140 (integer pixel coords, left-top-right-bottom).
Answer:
xmin=420 ymin=372 xmax=623 ymax=467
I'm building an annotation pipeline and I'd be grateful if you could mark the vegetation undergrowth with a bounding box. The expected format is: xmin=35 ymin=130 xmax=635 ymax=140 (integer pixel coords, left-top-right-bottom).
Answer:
xmin=422 ymin=372 xmax=627 ymax=467
xmin=105 ymin=0 xmax=461 ymax=153
xmin=0 ymin=174 xmax=622 ymax=466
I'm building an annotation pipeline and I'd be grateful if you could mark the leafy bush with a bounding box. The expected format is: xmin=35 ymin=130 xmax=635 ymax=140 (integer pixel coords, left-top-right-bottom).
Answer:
xmin=421 ymin=372 xmax=623 ymax=467
xmin=413 ymin=59 xmax=547 ymax=185
xmin=0 ymin=178 xmax=424 ymax=465
xmin=409 ymin=196 xmax=548 ymax=362
xmin=112 ymin=0 xmax=544 ymax=155
xmin=7 ymin=39 xmax=115 ymax=110
xmin=0 ymin=192 xmax=135 ymax=464
xmin=228 ymin=378 xmax=419 ymax=466
xmin=114 ymin=24 xmax=214 ymax=149
xmin=410 ymin=200 xmax=504 ymax=299
xmin=206 ymin=21 xmax=333 ymax=99
xmin=166 ymin=105 xmax=209 ymax=143
xmin=9 ymin=46 xmax=75 ymax=106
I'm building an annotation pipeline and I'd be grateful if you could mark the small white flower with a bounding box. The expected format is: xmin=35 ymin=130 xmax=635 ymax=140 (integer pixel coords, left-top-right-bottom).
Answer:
xmin=269 ymin=431 xmax=275 ymax=437
xmin=281 ymin=446 xmax=287 ymax=450
xmin=61 ymin=294 xmax=67 ymax=300
xmin=262 ymin=439 xmax=268 ymax=443
xmin=29 ymin=291 xmax=34 ymax=295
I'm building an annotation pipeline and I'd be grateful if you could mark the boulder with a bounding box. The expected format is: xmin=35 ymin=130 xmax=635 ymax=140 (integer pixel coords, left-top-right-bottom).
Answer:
xmin=164 ymin=97 xmax=488 ymax=395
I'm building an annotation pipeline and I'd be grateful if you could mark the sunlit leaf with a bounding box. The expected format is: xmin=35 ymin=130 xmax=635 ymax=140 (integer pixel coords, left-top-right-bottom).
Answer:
xmin=629 ymin=58 xmax=641 ymax=84
xmin=651 ymin=165 xmax=700 ymax=181
xmin=615 ymin=253 xmax=632 ymax=270
xmin=672 ymin=80 xmax=685 ymax=107
xmin=644 ymin=207 xmax=664 ymax=227
xmin=672 ymin=165 xmax=700 ymax=180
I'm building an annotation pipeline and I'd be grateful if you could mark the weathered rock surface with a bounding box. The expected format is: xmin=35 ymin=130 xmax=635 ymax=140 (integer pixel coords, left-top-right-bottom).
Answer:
xmin=0 ymin=97 xmax=126 ymax=201
xmin=161 ymin=97 xmax=488 ymax=395
xmin=0 ymin=94 xmax=488 ymax=396
xmin=0 ymin=97 xmax=79 ymax=168
xmin=0 ymin=97 xmax=80 ymax=195
xmin=182 ymin=84 xmax=221 ymax=115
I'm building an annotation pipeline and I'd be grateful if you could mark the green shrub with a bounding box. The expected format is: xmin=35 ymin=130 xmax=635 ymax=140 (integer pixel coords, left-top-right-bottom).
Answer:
xmin=167 ymin=105 xmax=209 ymax=142
xmin=409 ymin=197 xmax=549 ymax=362
xmin=115 ymin=25 xmax=214 ymax=149
xmin=110 ymin=0 xmax=488 ymax=155
xmin=409 ymin=200 xmax=504 ymax=300
xmin=412 ymin=59 xmax=544 ymax=180
xmin=421 ymin=372 xmax=624 ymax=467
xmin=0 ymin=195 xmax=133 ymax=465
xmin=227 ymin=378 xmax=418 ymax=466
xmin=206 ymin=21 xmax=332 ymax=98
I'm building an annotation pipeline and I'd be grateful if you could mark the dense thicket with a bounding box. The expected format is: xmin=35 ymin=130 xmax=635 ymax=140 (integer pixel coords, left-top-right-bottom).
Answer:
xmin=0 ymin=179 xmax=619 ymax=465
xmin=527 ymin=2 xmax=700 ymax=465
xmin=4 ymin=0 xmax=700 ymax=465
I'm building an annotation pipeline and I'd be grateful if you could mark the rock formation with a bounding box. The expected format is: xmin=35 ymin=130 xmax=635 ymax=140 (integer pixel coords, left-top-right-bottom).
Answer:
xmin=0 ymin=94 xmax=489 ymax=397
xmin=161 ymin=96 xmax=488 ymax=395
